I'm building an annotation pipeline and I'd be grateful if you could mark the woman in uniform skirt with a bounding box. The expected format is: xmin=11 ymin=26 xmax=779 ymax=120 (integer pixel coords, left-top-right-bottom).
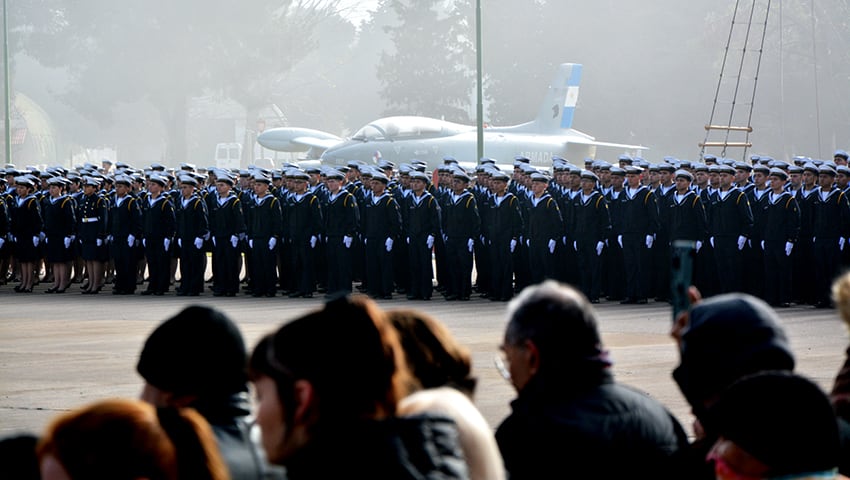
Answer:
xmin=77 ymin=177 xmax=109 ymax=294
xmin=43 ymin=177 xmax=77 ymax=293
xmin=10 ymin=176 xmax=43 ymax=292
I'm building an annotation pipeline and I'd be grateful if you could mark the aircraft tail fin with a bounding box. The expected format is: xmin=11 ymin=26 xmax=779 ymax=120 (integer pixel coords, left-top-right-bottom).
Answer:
xmin=534 ymin=63 xmax=582 ymax=133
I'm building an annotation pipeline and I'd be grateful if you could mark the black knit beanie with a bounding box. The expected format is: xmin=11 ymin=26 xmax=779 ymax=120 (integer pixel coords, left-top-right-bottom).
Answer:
xmin=137 ymin=305 xmax=248 ymax=396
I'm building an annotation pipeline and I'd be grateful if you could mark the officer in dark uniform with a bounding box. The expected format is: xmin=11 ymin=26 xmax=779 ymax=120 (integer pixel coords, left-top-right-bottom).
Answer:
xmin=441 ymin=170 xmax=480 ymax=301
xmin=403 ymin=170 xmax=440 ymax=300
xmin=744 ymin=164 xmax=771 ymax=299
xmin=363 ymin=171 xmax=401 ymax=299
xmin=617 ymin=166 xmax=658 ymax=304
xmin=652 ymin=163 xmax=676 ymax=301
xmin=812 ymin=166 xmax=850 ymax=308
xmin=42 ymin=177 xmax=76 ymax=293
xmin=569 ymin=170 xmax=611 ymax=303
xmin=108 ymin=175 xmax=142 ymax=295
xmin=210 ymin=173 xmax=245 ymax=297
xmin=11 ymin=176 xmax=43 ymax=293
xmin=708 ymin=164 xmax=753 ymax=294
xmin=246 ymin=173 xmax=282 ymax=298
xmin=762 ymin=168 xmax=800 ymax=307
xmin=141 ymin=175 xmax=175 ymax=296
xmin=174 ymin=175 xmax=209 ymax=296
xmin=77 ymin=176 xmax=108 ymax=294
xmin=525 ymin=172 xmax=562 ymax=285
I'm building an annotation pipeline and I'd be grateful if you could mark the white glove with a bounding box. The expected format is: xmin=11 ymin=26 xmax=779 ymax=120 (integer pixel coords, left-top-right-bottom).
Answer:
xmin=96 ymin=238 xmax=102 ymax=247
xmin=510 ymin=239 xmax=517 ymax=253
xmin=212 ymin=237 xmax=216 ymax=247
xmin=710 ymin=236 xmax=715 ymax=248
xmin=269 ymin=237 xmax=277 ymax=250
xmin=617 ymin=235 xmax=623 ymax=248
xmin=194 ymin=237 xmax=203 ymax=249
xmin=178 ymin=238 xmax=183 ymax=248
xmin=696 ymin=241 xmax=703 ymax=253
xmin=164 ymin=238 xmax=171 ymax=251
xmin=813 ymin=237 xmax=817 ymax=244
xmin=406 ymin=237 xmax=410 ymax=244
xmin=128 ymin=234 xmax=135 ymax=247
xmin=645 ymin=235 xmax=654 ymax=249
xmin=64 ymin=237 xmax=71 ymax=249
xmin=841 ymin=238 xmax=846 ymax=251
xmin=761 ymin=240 xmax=765 ymax=250
xmin=106 ymin=235 xmax=113 ymax=244
xmin=344 ymin=235 xmax=353 ymax=249
xmin=249 ymin=239 xmax=254 ymax=248
xmin=142 ymin=238 xmax=146 ymax=248
xmin=737 ymin=235 xmax=747 ymax=251
xmin=573 ymin=240 xmax=578 ymax=252
xmin=230 ymin=235 xmax=238 ymax=248
xmin=562 ymin=236 xmax=567 ymax=245
xmin=467 ymin=238 xmax=474 ymax=252
xmin=0 ymin=238 xmax=4 ymax=249
xmin=596 ymin=241 xmax=604 ymax=256
xmin=39 ymin=231 xmax=46 ymax=241
xmin=426 ymin=235 xmax=434 ymax=249
xmin=549 ymin=239 xmax=557 ymax=254
xmin=526 ymin=238 xmax=530 ymax=247
xmin=33 ymin=236 xmax=40 ymax=247
xmin=385 ymin=237 xmax=394 ymax=252
xmin=364 ymin=238 xmax=367 ymax=245
xmin=44 ymin=237 xmax=49 ymax=245
xmin=785 ymin=241 xmax=793 ymax=256
xmin=310 ymin=235 xmax=317 ymax=248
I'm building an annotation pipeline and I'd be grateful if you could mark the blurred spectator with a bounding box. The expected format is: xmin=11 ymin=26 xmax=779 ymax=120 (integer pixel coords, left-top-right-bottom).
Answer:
xmin=249 ymin=295 xmax=469 ymax=479
xmin=137 ymin=305 xmax=283 ymax=479
xmin=706 ymin=371 xmax=843 ymax=479
xmin=36 ymin=398 xmax=228 ymax=480
xmin=495 ymin=280 xmax=687 ymax=479
xmin=0 ymin=432 xmax=40 ymax=480
xmin=388 ymin=308 xmax=505 ymax=480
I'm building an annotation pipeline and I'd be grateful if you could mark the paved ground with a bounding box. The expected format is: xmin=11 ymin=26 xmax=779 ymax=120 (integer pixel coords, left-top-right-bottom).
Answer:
xmin=1 ymin=286 xmax=847 ymax=440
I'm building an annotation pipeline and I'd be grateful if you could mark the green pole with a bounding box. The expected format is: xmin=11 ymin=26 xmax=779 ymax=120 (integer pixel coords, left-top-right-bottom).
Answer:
xmin=475 ymin=0 xmax=483 ymax=162
xmin=3 ymin=0 xmax=10 ymax=166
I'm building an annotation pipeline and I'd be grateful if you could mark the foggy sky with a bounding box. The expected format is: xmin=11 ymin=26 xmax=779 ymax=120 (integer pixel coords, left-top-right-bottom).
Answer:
xmin=9 ymin=0 xmax=850 ymax=166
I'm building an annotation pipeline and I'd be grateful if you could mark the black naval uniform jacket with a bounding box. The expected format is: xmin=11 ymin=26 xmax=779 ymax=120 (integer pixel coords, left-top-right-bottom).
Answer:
xmin=668 ymin=190 xmax=708 ymax=243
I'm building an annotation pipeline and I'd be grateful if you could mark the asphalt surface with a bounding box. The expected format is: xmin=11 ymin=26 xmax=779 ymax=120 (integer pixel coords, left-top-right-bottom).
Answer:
xmin=1 ymin=284 xmax=846 ymax=440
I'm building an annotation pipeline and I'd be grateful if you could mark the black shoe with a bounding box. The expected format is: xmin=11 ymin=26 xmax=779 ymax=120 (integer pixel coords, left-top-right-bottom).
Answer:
xmin=635 ymin=298 xmax=648 ymax=304
xmin=302 ymin=293 xmax=314 ymax=298
xmin=188 ymin=292 xmax=199 ymax=296
xmin=459 ymin=296 xmax=470 ymax=301
xmin=406 ymin=295 xmax=417 ymax=300
xmin=55 ymin=287 xmax=67 ymax=294
xmin=153 ymin=291 xmax=164 ymax=296
xmin=225 ymin=292 xmax=236 ymax=297
xmin=444 ymin=294 xmax=458 ymax=301
xmin=45 ymin=287 xmax=57 ymax=293
xmin=380 ymin=294 xmax=392 ymax=300
xmin=140 ymin=290 xmax=154 ymax=296
xmin=265 ymin=292 xmax=275 ymax=297
xmin=590 ymin=298 xmax=600 ymax=304
xmin=212 ymin=291 xmax=224 ymax=297
xmin=113 ymin=289 xmax=126 ymax=295
xmin=620 ymin=298 xmax=635 ymax=304
xmin=288 ymin=292 xmax=303 ymax=298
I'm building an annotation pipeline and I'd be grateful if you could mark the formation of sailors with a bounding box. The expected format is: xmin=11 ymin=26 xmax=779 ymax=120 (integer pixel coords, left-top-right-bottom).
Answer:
xmin=0 ymin=149 xmax=847 ymax=305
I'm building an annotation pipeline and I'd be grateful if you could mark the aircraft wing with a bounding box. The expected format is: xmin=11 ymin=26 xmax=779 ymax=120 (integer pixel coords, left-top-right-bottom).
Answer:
xmin=257 ymin=127 xmax=343 ymax=153
xmin=566 ymin=136 xmax=648 ymax=151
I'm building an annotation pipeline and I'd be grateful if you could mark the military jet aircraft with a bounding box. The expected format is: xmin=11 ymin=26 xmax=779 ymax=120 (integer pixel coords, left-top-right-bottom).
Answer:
xmin=257 ymin=63 xmax=646 ymax=170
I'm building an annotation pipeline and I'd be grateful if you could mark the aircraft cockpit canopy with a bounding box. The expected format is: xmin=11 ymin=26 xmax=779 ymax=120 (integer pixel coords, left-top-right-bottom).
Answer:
xmin=350 ymin=116 xmax=468 ymax=142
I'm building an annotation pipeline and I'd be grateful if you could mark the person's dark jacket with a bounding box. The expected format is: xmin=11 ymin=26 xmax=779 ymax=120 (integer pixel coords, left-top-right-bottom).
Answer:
xmin=496 ymin=370 xmax=688 ymax=480
xmin=283 ymin=413 xmax=469 ymax=479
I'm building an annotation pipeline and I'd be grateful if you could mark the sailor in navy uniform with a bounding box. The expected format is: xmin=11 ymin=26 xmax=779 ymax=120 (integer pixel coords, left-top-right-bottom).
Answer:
xmin=668 ymin=169 xmax=708 ymax=296
xmin=525 ymin=172 xmax=563 ymax=285
xmin=285 ymin=171 xmax=323 ymax=298
xmin=141 ymin=175 xmax=175 ymax=295
xmin=792 ymin=163 xmax=820 ymax=305
xmin=42 ymin=177 xmax=76 ymax=293
xmin=323 ymin=170 xmax=359 ymax=297
xmin=108 ymin=175 xmax=142 ymax=295
xmin=708 ymin=164 xmax=753 ymax=294
xmin=210 ymin=173 xmax=246 ymax=297
xmin=618 ymin=166 xmax=659 ymax=304
xmin=403 ymin=170 xmax=440 ymax=301
xmin=761 ymin=168 xmax=800 ymax=308
xmin=569 ymin=170 xmax=611 ymax=303
xmin=441 ymin=170 xmax=481 ymax=301
xmin=812 ymin=166 xmax=850 ymax=307
xmin=174 ymin=175 xmax=209 ymax=296
xmin=362 ymin=171 xmax=401 ymax=299
xmin=11 ymin=176 xmax=43 ymax=292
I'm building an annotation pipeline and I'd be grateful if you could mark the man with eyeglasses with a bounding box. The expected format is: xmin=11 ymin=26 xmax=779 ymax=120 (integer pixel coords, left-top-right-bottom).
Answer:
xmin=494 ymin=280 xmax=688 ymax=479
